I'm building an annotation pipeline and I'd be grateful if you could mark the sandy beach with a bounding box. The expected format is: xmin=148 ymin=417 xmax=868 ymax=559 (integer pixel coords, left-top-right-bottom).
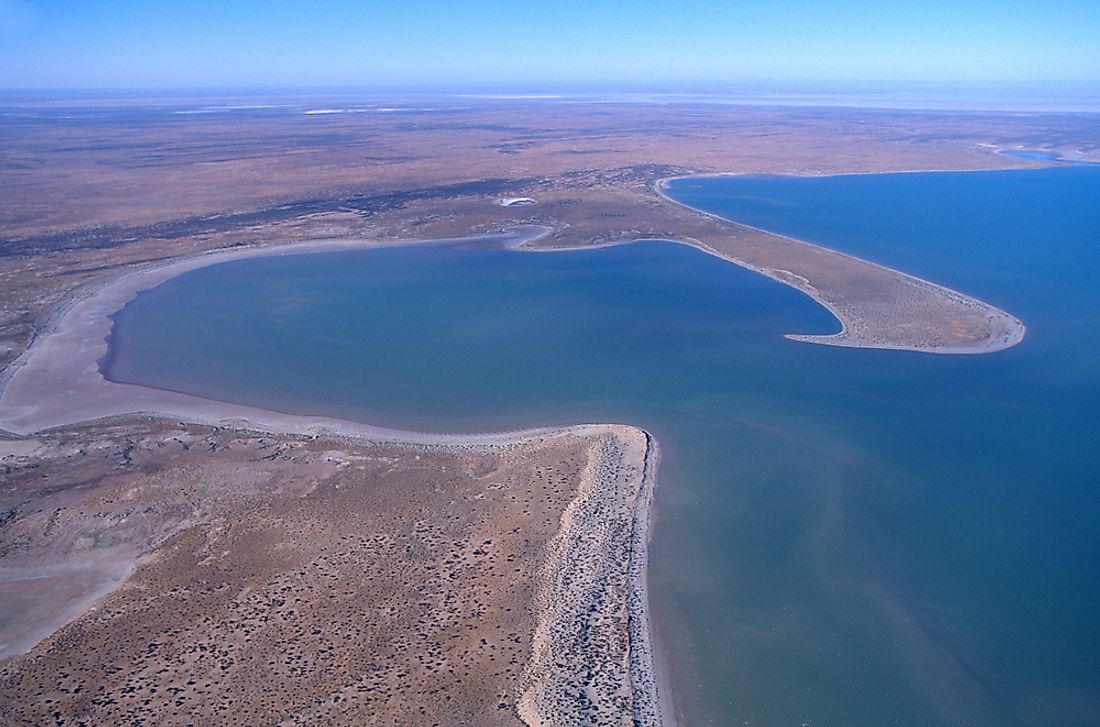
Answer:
xmin=517 ymin=427 xmax=665 ymax=726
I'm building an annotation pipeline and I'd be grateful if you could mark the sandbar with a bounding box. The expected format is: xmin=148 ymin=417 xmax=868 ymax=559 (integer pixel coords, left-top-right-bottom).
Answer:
xmin=656 ymin=175 xmax=1026 ymax=354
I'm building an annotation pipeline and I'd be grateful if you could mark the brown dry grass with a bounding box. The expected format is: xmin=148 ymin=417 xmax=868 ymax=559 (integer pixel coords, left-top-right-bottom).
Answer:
xmin=0 ymin=421 xmax=602 ymax=725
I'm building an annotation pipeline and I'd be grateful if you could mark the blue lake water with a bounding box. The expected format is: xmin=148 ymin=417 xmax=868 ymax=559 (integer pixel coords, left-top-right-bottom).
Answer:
xmin=104 ymin=165 xmax=1100 ymax=726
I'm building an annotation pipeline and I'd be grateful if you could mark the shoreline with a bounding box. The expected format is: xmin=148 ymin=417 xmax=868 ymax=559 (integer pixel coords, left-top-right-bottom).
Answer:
xmin=0 ymin=158 xmax=1034 ymax=438
xmin=0 ymin=227 xmax=550 ymax=439
xmin=629 ymin=431 xmax=674 ymax=727
xmin=653 ymin=173 xmax=1027 ymax=353
xmin=0 ymin=211 xmax=1025 ymax=440
xmin=516 ymin=425 xmax=666 ymax=726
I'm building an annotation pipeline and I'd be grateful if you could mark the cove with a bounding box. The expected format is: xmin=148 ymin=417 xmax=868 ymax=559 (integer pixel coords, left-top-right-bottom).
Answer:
xmin=103 ymin=165 xmax=1100 ymax=726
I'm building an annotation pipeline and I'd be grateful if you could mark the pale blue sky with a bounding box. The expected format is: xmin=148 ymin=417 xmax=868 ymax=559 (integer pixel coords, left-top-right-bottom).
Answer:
xmin=0 ymin=0 xmax=1097 ymax=89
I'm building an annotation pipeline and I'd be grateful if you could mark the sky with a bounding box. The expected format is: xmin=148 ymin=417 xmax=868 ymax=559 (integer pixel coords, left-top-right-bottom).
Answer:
xmin=0 ymin=0 xmax=1098 ymax=90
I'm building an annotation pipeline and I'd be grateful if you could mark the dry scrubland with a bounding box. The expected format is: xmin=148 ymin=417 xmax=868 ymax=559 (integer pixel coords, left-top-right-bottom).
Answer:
xmin=0 ymin=421 xmax=655 ymax=725
xmin=1 ymin=97 xmax=1098 ymax=724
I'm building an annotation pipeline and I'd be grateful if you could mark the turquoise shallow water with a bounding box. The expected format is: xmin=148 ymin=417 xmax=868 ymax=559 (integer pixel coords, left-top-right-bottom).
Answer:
xmin=105 ymin=165 xmax=1100 ymax=726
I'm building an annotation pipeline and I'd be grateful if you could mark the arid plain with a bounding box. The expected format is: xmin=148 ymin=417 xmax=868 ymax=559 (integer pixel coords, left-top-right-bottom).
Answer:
xmin=1 ymin=95 xmax=1098 ymax=725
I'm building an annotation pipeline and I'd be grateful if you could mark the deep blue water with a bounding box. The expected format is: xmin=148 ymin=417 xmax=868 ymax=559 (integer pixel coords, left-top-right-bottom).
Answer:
xmin=105 ymin=165 xmax=1100 ymax=726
